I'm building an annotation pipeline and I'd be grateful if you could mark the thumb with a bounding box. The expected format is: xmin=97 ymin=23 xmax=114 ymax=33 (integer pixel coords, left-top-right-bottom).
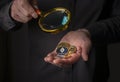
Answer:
xmin=81 ymin=46 xmax=89 ymax=61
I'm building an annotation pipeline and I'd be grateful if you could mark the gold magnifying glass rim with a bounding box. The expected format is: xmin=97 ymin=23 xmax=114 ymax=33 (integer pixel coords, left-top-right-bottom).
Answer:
xmin=38 ymin=7 xmax=71 ymax=33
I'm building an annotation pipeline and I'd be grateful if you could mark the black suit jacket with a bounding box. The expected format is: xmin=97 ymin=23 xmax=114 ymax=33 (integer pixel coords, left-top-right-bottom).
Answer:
xmin=0 ymin=0 xmax=120 ymax=82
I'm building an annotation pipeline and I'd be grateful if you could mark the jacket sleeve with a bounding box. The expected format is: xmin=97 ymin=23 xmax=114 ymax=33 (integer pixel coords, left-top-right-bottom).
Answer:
xmin=0 ymin=0 xmax=21 ymax=31
xmin=76 ymin=0 xmax=120 ymax=43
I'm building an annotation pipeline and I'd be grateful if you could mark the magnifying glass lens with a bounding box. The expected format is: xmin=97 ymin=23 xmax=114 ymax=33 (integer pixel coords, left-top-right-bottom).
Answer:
xmin=41 ymin=11 xmax=68 ymax=30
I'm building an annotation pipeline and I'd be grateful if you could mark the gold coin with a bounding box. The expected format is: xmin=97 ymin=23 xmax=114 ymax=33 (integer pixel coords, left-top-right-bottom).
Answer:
xmin=57 ymin=42 xmax=70 ymax=48
xmin=56 ymin=42 xmax=70 ymax=58
xmin=68 ymin=46 xmax=77 ymax=54
xmin=56 ymin=42 xmax=77 ymax=58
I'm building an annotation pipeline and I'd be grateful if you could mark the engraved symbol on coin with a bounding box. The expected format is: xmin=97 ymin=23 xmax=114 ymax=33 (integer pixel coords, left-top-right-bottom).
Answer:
xmin=60 ymin=47 xmax=65 ymax=53
xmin=56 ymin=46 xmax=68 ymax=57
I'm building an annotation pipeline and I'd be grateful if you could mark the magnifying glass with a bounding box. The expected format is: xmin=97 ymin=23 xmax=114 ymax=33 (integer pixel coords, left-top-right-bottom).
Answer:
xmin=33 ymin=1 xmax=71 ymax=33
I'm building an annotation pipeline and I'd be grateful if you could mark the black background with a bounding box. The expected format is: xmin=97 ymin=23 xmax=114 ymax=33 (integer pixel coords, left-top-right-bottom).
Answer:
xmin=108 ymin=43 xmax=120 ymax=82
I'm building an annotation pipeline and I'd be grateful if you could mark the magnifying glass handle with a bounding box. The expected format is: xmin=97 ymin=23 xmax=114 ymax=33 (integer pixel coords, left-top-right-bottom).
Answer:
xmin=32 ymin=0 xmax=41 ymax=15
xmin=34 ymin=5 xmax=41 ymax=15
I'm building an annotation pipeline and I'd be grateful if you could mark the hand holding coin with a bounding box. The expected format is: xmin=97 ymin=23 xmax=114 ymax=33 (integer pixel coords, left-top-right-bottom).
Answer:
xmin=44 ymin=30 xmax=91 ymax=67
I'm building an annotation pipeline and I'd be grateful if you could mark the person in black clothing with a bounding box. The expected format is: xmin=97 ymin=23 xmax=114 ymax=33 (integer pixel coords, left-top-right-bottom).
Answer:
xmin=0 ymin=0 xmax=120 ymax=82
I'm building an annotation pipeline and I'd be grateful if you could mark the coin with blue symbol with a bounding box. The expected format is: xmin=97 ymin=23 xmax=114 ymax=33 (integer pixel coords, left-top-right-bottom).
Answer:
xmin=56 ymin=46 xmax=68 ymax=57
xmin=56 ymin=42 xmax=70 ymax=58
xmin=56 ymin=42 xmax=77 ymax=58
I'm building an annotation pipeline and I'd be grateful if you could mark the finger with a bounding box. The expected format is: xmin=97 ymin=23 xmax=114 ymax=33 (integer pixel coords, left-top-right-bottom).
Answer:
xmin=12 ymin=14 xmax=29 ymax=23
xmin=19 ymin=1 xmax=38 ymax=18
xmin=81 ymin=45 xmax=89 ymax=61
xmin=76 ymin=46 xmax=82 ymax=56
xmin=14 ymin=0 xmax=38 ymax=19
xmin=11 ymin=6 xmax=27 ymax=22
xmin=20 ymin=5 xmax=38 ymax=19
xmin=53 ymin=53 xmax=80 ymax=65
xmin=12 ymin=2 xmax=32 ymax=23
xmin=44 ymin=51 xmax=57 ymax=63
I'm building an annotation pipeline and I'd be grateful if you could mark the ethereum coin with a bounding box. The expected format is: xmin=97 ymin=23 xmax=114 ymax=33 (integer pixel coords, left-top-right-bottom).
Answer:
xmin=56 ymin=42 xmax=77 ymax=58
xmin=56 ymin=42 xmax=70 ymax=58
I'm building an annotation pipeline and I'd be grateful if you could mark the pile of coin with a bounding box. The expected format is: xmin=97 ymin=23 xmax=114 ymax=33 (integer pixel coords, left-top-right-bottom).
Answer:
xmin=56 ymin=42 xmax=77 ymax=58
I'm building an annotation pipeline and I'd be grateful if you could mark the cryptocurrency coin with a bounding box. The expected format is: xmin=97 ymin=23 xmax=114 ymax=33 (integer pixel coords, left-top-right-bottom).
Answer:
xmin=68 ymin=46 xmax=77 ymax=54
xmin=56 ymin=42 xmax=70 ymax=58
xmin=56 ymin=42 xmax=77 ymax=58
